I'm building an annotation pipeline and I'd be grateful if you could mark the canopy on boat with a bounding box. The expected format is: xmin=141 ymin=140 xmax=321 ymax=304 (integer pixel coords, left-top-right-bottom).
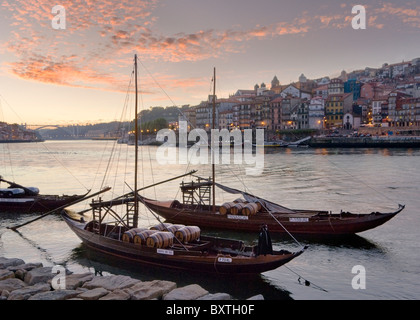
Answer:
xmin=89 ymin=179 xmax=297 ymax=215
xmin=214 ymin=182 xmax=297 ymax=214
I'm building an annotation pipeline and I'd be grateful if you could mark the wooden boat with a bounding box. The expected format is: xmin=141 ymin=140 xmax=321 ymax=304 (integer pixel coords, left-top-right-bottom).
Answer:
xmin=60 ymin=56 xmax=305 ymax=275
xmin=61 ymin=209 xmax=304 ymax=275
xmin=0 ymin=176 xmax=88 ymax=213
xmin=139 ymin=188 xmax=405 ymax=237
xmin=252 ymin=141 xmax=289 ymax=148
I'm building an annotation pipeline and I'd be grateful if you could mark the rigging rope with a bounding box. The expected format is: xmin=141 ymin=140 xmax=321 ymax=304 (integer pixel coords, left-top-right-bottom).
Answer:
xmin=100 ymin=70 xmax=134 ymax=192
xmin=135 ymin=60 xmax=304 ymax=248
xmin=283 ymin=265 xmax=328 ymax=293
xmin=40 ymin=142 xmax=90 ymax=192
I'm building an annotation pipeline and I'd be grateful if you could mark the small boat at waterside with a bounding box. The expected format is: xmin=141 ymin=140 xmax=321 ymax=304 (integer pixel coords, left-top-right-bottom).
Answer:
xmin=61 ymin=56 xmax=305 ymax=275
xmin=62 ymin=209 xmax=304 ymax=275
xmin=309 ymin=135 xmax=420 ymax=148
xmin=0 ymin=139 xmax=45 ymax=143
xmin=140 ymin=182 xmax=405 ymax=237
xmin=0 ymin=176 xmax=88 ymax=214
xmin=252 ymin=141 xmax=289 ymax=148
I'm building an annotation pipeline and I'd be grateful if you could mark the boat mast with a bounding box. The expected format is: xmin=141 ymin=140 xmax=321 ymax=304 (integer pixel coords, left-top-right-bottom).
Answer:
xmin=212 ymin=67 xmax=216 ymax=213
xmin=133 ymin=54 xmax=139 ymax=228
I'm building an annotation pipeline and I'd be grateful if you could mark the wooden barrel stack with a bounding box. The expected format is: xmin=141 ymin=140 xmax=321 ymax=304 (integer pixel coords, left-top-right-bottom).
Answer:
xmin=175 ymin=226 xmax=201 ymax=244
xmin=219 ymin=200 xmax=263 ymax=216
xmin=122 ymin=223 xmax=201 ymax=248
xmin=122 ymin=228 xmax=147 ymax=243
xmin=242 ymin=203 xmax=259 ymax=216
xmin=133 ymin=230 xmax=158 ymax=245
xmin=146 ymin=232 xmax=174 ymax=248
xmin=219 ymin=202 xmax=235 ymax=215
xmin=150 ymin=223 xmax=173 ymax=231
xmin=231 ymin=203 xmax=247 ymax=215
xmin=166 ymin=224 xmax=185 ymax=233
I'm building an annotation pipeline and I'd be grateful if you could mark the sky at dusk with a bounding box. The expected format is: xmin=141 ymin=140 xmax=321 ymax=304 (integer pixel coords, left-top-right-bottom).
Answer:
xmin=0 ymin=0 xmax=419 ymax=125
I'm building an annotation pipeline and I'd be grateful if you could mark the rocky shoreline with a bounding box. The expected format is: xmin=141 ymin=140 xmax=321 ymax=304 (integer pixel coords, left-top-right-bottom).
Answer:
xmin=0 ymin=257 xmax=263 ymax=301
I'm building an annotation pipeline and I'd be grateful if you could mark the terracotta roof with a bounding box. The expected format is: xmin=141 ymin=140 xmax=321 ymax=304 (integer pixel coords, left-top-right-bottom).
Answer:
xmin=373 ymin=95 xmax=389 ymax=101
xmin=314 ymin=84 xmax=328 ymax=90
xmin=270 ymin=97 xmax=283 ymax=103
xmin=389 ymin=61 xmax=411 ymax=67
xmin=326 ymin=93 xmax=352 ymax=101
xmin=217 ymin=98 xmax=241 ymax=103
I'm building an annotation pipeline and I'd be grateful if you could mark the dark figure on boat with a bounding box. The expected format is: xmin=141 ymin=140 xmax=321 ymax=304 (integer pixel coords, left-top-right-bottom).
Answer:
xmin=257 ymin=224 xmax=273 ymax=256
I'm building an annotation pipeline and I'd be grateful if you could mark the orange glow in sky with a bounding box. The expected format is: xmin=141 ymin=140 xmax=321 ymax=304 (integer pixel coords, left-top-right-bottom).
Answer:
xmin=0 ymin=0 xmax=419 ymax=124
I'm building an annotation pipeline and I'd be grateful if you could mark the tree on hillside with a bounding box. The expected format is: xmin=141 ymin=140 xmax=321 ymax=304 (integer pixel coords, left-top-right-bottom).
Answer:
xmin=139 ymin=106 xmax=182 ymax=123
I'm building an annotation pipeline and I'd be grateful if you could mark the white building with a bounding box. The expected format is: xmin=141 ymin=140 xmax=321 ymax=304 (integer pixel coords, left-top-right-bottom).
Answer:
xmin=308 ymin=96 xmax=325 ymax=129
xmin=280 ymin=85 xmax=311 ymax=99
xmin=218 ymin=110 xmax=234 ymax=130
xmin=343 ymin=113 xmax=361 ymax=130
xmin=313 ymin=85 xmax=329 ymax=99
xmin=256 ymin=83 xmax=270 ymax=96
xmin=328 ymin=78 xmax=344 ymax=95
xmin=372 ymin=98 xmax=387 ymax=126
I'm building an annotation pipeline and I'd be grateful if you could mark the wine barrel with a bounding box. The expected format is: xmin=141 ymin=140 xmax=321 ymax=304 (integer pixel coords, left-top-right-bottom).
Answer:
xmin=146 ymin=232 xmax=174 ymax=249
xmin=151 ymin=223 xmax=173 ymax=231
xmin=133 ymin=230 xmax=158 ymax=245
xmin=243 ymin=203 xmax=259 ymax=216
xmin=175 ymin=226 xmax=201 ymax=244
xmin=230 ymin=203 xmax=246 ymax=215
xmin=255 ymin=201 xmax=263 ymax=211
xmin=122 ymin=228 xmax=147 ymax=243
xmin=166 ymin=224 xmax=185 ymax=233
xmin=219 ymin=202 xmax=235 ymax=215
xmin=233 ymin=198 xmax=246 ymax=203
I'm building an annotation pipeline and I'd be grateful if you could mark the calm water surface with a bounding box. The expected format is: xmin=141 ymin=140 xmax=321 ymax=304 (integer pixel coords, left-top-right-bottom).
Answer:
xmin=1 ymin=140 xmax=419 ymax=300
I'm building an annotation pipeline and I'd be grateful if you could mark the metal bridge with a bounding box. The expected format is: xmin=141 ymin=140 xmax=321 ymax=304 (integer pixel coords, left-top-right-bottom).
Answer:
xmin=25 ymin=124 xmax=83 ymax=137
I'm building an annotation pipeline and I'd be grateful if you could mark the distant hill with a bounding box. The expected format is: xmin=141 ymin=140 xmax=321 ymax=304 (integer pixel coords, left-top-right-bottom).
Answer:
xmin=0 ymin=122 xmax=43 ymax=142
xmin=139 ymin=106 xmax=185 ymax=123
xmin=37 ymin=104 xmax=189 ymax=140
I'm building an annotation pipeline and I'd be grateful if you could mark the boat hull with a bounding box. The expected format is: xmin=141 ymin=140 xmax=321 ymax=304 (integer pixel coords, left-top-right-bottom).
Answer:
xmin=142 ymin=198 xmax=404 ymax=237
xmin=62 ymin=212 xmax=303 ymax=275
xmin=0 ymin=194 xmax=87 ymax=214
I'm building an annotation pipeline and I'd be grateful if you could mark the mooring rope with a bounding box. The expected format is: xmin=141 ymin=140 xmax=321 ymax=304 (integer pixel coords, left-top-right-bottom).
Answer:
xmin=283 ymin=265 xmax=328 ymax=292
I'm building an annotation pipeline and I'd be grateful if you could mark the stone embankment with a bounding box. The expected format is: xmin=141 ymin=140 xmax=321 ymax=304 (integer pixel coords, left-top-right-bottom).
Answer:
xmin=309 ymin=135 xmax=420 ymax=148
xmin=0 ymin=257 xmax=263 ymax=301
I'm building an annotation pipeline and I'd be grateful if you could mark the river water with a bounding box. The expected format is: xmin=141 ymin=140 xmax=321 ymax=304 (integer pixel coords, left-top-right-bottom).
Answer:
xmin=0 ymin=140 xmax=419 ymax=300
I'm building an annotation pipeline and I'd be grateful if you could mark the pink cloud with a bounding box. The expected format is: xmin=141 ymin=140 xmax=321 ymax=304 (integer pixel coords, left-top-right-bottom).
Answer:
xmin=372 ymin=2 xmax=420 ymax=28
xmin=2 ymin=0 xmax=419 ymax=94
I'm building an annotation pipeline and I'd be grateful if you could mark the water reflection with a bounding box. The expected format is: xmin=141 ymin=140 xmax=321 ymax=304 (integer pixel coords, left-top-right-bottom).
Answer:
xmin=1 ymin=142 xmax=419 ymax=300
xmin=9 ymin=228 xmax=56 ymax=264
xmin=200 ymin=227 xmax=386 ymax=252
xmin=284 ymin=234 xmax=385 ymax=251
